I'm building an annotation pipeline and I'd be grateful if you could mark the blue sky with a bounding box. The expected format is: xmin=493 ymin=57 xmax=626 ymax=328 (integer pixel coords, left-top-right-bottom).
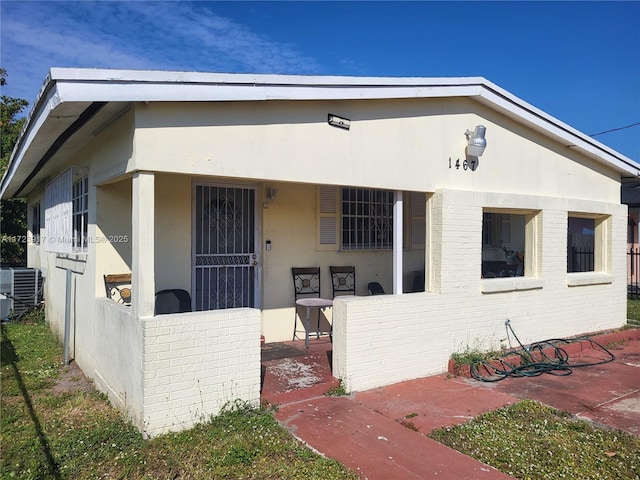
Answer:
xmin=2 ymin=1 xmax=639 ymax=161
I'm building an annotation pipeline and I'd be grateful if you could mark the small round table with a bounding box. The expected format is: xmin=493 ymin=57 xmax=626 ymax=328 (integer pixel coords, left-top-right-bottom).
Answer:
xmin=295 ymin=297 xmax=333 ymax=348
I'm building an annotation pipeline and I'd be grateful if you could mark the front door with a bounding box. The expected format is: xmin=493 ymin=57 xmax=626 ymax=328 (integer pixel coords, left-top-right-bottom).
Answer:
xmin=193 ymin=184 xmax=258 ymax=310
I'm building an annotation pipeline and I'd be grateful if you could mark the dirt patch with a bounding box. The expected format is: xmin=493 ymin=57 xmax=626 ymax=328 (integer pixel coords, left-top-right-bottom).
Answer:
xmin=52 ymin=361 xmax=95 ymax=394
xmin=267 ymin=358 xmax=323 ymax=392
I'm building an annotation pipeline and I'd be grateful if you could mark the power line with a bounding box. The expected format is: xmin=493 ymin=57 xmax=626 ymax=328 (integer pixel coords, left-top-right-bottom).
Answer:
xmin=590 ymin=122 xmax=640 ymax=137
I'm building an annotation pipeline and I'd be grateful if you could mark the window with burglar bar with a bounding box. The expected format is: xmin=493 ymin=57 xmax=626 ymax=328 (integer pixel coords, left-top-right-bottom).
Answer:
xmin=341 ymin=187 xmax=393 ymax=250
xmin=567 ymin=215 xmax=595 ymax=273
xmin=72 ymin=176 xmax=89 ymax=252
xmin=46 ymin=167 xmax=89 ymax=254
xmin=318 ymin=186 xmax=425 ymax=251
xmin=31 ymin=204 xmax=41 ymax=245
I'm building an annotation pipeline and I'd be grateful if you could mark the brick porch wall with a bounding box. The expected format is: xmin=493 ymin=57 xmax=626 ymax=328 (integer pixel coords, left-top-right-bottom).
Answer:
xmin=333 ymin=189 xmax=627 ymax=393
xmin=142 ymin=308 xmax=261 ymax=437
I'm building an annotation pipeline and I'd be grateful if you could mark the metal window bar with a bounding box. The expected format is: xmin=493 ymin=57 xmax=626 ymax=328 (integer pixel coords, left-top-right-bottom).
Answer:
xmin=341 ymin=187 xmax=393 ymax=250
xmin=72 ymin=175 xmax=88 ymax=252
xmin=568 ymin=247 xmax=594 ymax=273
xmin=31 ymin=204 xmax=41 ymax=245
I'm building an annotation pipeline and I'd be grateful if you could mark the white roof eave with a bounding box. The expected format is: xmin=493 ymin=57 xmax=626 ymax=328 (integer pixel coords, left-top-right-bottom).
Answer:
xmin=473 ymin=83 xmax=640 ymax=177
xmin=0 ymin=82 xmax=66 ymax=198
xmin=47 ymin=70 xmax=640 ymax=177
xmin=48 ymin=67 xmax=488 ymax=88
xmin=53 ymin=77 xmax=486 ymax=103
xmin=2 ymin=68 xmax=638 ymax=199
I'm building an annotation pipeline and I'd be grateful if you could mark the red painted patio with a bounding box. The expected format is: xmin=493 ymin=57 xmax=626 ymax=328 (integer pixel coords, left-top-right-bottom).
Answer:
xmin=261 ymin=328 xmax=640 ymax=479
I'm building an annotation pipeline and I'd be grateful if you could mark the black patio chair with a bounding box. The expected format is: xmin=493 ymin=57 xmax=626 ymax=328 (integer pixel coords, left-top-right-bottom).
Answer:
xmin=367 ymin=281 xmax=385 ymax=295
xmin=155 ymin=289 xmax=192 ymax=315
xmin=292 ymin=267 xmax=322 ymax=341
xmin=330 ymin=265 xmax=356 ymax=297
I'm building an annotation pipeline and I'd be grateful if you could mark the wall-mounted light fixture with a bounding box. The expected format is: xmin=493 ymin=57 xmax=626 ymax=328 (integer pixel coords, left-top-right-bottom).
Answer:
xmin=265 ymin=187 xmax=279 ymax=204
xmin=328 ymin=113 xmax=351 ymax=130
xmin=465 ymin=125 xmax=487 ymax=157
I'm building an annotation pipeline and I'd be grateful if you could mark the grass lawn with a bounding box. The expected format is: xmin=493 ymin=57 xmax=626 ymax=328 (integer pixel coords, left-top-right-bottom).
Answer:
xmin=628 ymin=298 xmax=640 ymax=321
xmin=3 ymin=312 xmax=639 ymax=479
xmin=436 ymin=305 xmax=640 ymax=480
xmin=430 ymin=396 xmax=640 ymax=480
xmin=1 ymin=317 xmax=357 ymax=480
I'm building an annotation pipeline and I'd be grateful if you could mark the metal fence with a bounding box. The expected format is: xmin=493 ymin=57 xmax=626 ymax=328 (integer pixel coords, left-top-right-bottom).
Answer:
xmin=629 ymin=248 xmax=640 ymax=297
xmin=566 ymin=248 xmax=640 ymax=298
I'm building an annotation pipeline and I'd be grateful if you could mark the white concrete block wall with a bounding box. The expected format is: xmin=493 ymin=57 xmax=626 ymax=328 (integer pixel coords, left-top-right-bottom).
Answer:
xmin=142 ymin=308 xmax=261 ymax=437
xmin=334 ymin=188 xmax=628 ymax=393
xmin=92 ymin=299 xmax=144 ymax=431
xmin=333 ymin=293 xmax=455 ymax=392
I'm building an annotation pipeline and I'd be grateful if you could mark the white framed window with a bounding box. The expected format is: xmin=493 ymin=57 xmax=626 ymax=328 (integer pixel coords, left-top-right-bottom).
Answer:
xmin=482 ymin=209 xmax=539 ymax=279
xmin=567 ymin=216 xmax=594 ymax=272
xmin=341 ymin=187 xmax=393 ymax=250
xmin=567 ymin=213 xmax=609 ymax=274
xmin=318 ymin=186 xmax=396 ymax=251
xmin=45 ymin=167 xmax=89 ymax=254
xmin=72 ymin=175 xmax=89 ymax=251
xmin=317 ymin=186 xmax=426 ymax=251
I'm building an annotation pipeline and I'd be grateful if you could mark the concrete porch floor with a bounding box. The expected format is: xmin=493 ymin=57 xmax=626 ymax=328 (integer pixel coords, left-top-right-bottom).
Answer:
xmin=261 ymin=337 xmax=339 ymax=407
xmin=260 ymin=329 xmax=640 ymax=480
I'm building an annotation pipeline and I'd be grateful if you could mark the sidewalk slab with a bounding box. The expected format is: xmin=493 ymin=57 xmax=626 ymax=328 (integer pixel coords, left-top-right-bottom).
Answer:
xmin=355 ymin=375 xmax=517 ymax=433
xmin=276 ymin=395 xmax=514 ymax=480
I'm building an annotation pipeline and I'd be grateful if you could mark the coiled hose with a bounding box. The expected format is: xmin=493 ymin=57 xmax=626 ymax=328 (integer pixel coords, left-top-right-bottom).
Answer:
xmin=470 ymin=320 xmax=616 ymax=382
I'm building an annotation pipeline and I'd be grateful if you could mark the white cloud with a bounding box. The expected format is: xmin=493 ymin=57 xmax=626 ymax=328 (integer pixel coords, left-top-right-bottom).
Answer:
xmin=1 ymin=1 xmax=322 ymax=103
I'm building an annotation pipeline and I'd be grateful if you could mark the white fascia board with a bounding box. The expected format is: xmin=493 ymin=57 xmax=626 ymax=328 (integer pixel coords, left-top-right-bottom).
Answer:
xmin=54 ymin=82 xmax=483 ymax=102
xmin=53 ymin=77 xmax=484 ymax=103
xmin=49 ymin=67 xmax=488 ymax=89
xmin=475 ymin=84 xmax=640 ymax=177
xmin=51 ymin=67 xmax=485 ymax=102
xmin=0 ymin=84 xmax=64 ymax=199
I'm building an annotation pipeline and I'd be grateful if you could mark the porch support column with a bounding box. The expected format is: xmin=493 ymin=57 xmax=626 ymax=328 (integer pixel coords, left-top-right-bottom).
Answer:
xmin=393 ymin=190 xmax=403 ymax=294
xmin=132 ymin=171 xmax=155 ymax=318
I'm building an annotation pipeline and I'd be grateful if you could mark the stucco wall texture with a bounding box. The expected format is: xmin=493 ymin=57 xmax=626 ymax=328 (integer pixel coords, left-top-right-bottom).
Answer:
xmin=26 ymin=96 xmax=628 ymax=435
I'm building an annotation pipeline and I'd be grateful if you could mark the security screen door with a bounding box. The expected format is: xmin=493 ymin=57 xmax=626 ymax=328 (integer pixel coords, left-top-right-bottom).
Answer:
xmin=193 ymin=185 xmax=258 ymax=310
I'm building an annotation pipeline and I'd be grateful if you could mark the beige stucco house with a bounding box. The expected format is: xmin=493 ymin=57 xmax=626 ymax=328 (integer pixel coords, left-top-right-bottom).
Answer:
xmin=2 ymin=68 xmax=637 ymax=437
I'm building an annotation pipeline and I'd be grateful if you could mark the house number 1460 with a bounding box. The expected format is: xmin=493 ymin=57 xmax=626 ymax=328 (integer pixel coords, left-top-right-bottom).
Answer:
xmin=449 ymin=157 xmax=477 ymax=171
